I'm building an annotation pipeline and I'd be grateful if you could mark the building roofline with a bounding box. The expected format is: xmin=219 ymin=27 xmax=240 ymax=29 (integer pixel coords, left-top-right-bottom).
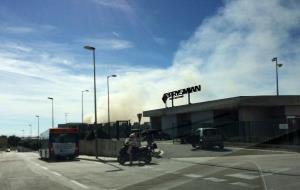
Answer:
xmin=143 ymin=95 xmax=300 ymax=117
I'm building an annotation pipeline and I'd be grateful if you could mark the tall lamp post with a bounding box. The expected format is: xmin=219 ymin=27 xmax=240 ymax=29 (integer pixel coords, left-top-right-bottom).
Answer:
xmin=84 ymin=45 xmax=98 ymax=159
xmin=48 ymin=97 xmax=54 ymax=128
xmin=272 ymin=57 xmax=283 ymax=96
xmin=29 ymin=124 xmax=32 ymax=138
xmin=65 ymin=113 xmax=70 ymax=123
xmin=35 ymin=115 xmax=40 ymax=139
xmin=107 ymin=74 xmax=117 ymax=138
xmin=81 ymin=90 xmax=89 ymax=124
xmin=107 ymin=75 xmax=117 ymax=123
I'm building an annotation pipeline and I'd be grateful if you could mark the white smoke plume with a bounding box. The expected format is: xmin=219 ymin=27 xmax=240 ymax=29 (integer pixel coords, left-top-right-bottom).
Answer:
xmin=85 ymin=0 xmax=300 ymax=124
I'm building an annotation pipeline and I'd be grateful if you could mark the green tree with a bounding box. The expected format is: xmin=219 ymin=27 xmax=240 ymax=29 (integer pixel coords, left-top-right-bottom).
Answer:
xmin=7 ymin=135 xmax=21 ymax=147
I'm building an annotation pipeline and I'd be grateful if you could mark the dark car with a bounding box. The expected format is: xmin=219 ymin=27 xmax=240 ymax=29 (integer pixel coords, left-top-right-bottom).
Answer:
xmin=190 ymin=128 xmax=224 ymax=149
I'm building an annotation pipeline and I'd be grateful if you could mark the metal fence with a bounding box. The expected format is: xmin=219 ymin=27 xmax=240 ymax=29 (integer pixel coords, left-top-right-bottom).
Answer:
xmin=77 ymin=121 xmax=149 ymax=140
xmin=168 ymin=120 xmax=300 ymax=145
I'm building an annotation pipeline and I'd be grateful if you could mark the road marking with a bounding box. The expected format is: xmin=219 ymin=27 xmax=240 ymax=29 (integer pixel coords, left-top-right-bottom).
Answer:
xmin=70 ymin=180 xmax=89 ymax=189
xmin=238 ymin=147 xmax=296 ymax=154
xmin=269 ymin=168 xmax=290 ymax=173
xmin=226 ymin=172 xmax=259 ymax=180
xmin=165 ymin=171 xmax=180 ymax=175
xmin=92 ymin=161 xmax=104 ymax=165
xmin=51 ymin=171 xmax=62 ymax=176
xmin=40 ymin=166 xmax=49 ymax=170
xmin=172 ymin=157 xmax=216 ymax=163
xmin=204 ymin=177 xmax=227 ymax=182
xmin=230 ymin=182 xmax=259 ymax=188
xmin=184 ymin=174 xmax=203 ymax=178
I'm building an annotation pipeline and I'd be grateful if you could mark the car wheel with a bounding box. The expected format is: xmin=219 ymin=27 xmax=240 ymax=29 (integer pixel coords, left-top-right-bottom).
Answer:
xmin=219 ymin=144 xmax=224 ymax=150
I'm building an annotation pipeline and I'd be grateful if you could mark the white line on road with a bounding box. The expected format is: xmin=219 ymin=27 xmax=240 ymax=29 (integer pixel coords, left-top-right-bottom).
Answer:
xmin=51 ymin=171 xmax=62 ymax=177
xmin=230 ymin=182 xmax=259 ymax=188
xmin=184 ymin=174 xmax=203 ymax=178
xmin=269 ymin=167 xmax=290 ymax=173
xmin=96 ymin=162 xmax=105 ymax=165
xmin=203 ymin=177 xmax=227 ymax=182
xmin=70 ymin=180 xmax=89 ymax=189
xmin=226 ymin=172 xmax=259 ymax=180
xmin=40 ymin=166 xmax=48 ymax=170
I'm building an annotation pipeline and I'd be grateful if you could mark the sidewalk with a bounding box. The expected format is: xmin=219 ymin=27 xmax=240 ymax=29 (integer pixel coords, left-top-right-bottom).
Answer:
xmin=79 ymin=154 xmax=118 ymax=163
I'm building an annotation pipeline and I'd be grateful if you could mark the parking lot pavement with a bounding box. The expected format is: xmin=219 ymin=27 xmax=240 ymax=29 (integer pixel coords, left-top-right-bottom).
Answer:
xmin=120 ymin=161 xmax=267 ymax=190
xmin=156 ymin=141 xmax=291 ymax=158
xmin=2 ymin=145 xmax=300 ymax=190
xmin=120 ymin=152 xmax=300 ymax=190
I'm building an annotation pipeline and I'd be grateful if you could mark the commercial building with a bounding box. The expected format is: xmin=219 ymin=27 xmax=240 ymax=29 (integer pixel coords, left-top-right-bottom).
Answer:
xmin=143 ymin=96 xmax=300 ymax=144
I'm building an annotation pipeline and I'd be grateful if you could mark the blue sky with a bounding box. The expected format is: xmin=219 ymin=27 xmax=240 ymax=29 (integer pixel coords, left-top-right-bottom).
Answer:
xmin=0 ymin=0 xmax=223 ymax=136
xmin=0 ymin=0 xmax=222 ymax=69
xmin=0 ymin=0 xmax=299 ymax=136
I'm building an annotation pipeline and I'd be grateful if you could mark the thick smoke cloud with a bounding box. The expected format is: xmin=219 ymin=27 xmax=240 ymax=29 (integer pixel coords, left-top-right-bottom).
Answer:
xmin=85 ymin=0 xmax=300 ymax=123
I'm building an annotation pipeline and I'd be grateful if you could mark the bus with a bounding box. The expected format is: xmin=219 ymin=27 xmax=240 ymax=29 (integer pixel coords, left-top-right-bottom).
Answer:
xmin=39 ymin=128 xmax=79 ymax=160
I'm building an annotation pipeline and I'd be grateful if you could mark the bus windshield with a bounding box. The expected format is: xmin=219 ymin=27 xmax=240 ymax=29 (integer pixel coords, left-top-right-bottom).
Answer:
xmin=51 ymin=134 xmax=77 ymax=143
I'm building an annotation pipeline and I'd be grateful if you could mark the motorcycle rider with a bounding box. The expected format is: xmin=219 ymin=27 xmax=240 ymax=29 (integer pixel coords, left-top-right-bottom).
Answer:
xmin=127 ymin=129 xmax=141 ymax=165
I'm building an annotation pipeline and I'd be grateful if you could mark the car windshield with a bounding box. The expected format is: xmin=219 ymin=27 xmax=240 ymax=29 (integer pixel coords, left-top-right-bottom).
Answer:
xmin=203 ymin=129 xmax=219 ymax=136
xmin=1 ymin=0 xmax=300 ymax=190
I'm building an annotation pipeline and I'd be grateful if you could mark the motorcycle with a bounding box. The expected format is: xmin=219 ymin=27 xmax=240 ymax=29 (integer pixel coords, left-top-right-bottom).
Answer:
xmin=148 ymin=142 xmax=163 ymax=158
xmin=117 ymin=144 xmax=152 ymax=165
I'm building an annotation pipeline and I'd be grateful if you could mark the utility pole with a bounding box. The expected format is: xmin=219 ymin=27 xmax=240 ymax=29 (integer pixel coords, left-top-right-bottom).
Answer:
xmin=272 ymin=57 xmax=283 ymax=96
xmin=35 ymin=115 xmax=40 ymax=139
xmin=84 ymin=45 xmax=99 ymax=159
xmin=48 ymin=97 xmax=54 ymax=128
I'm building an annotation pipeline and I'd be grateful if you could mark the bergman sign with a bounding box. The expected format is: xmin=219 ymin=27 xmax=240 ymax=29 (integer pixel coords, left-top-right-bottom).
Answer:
xmin=162 ymin=85 xmax=201 ymax=104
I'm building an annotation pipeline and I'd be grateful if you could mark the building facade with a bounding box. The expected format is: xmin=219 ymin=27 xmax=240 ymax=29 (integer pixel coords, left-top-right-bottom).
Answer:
xmin=143 ymin=96 xmax=300 ymax=144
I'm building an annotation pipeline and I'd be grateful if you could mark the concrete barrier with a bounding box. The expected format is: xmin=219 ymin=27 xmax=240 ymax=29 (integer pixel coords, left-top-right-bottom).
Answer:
xmin=79 ymin=139 xmax=124 ymax=157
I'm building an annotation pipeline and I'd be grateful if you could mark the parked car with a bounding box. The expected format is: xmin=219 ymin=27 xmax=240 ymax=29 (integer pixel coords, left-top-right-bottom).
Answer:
xmin=6 ymin=148 xmax=11 ymax=152
xmin=190 ymin=128 xmax=224 ymax=149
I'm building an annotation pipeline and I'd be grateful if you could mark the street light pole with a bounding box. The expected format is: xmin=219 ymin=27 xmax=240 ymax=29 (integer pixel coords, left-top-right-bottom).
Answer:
xmin=65 ymin=113 xmax=69 ymax=123
xmin=35 ymin=115 xmax=40 ymax=139
xmin=29 ymin=124 xmax=32 ymax=138
xmin=272 ymin=57 xmax=283 ymax=96
xmin=84 ymin=45 xmax=98 ymax=159
xmin=107 ymin=75 xmax=117 ymax=124
xmin=81 ymin=90 xmax=89 ymax=124
xmin=48 ymin=97 xmax=54 ymax=128
xmin=107 ymin=74 xmax=117 ymax=139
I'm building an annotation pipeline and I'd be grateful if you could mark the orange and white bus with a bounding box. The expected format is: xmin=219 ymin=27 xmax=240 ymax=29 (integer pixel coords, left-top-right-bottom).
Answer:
xmin=39 ymin=128 xmax=79 ymax=160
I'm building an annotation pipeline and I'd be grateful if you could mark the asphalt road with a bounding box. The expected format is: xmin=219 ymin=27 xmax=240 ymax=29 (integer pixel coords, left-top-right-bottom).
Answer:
xmin=1 ymin=144 xmax=300 ymax=190
xmin=156 ymin=141 xmax=287 ymax=158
